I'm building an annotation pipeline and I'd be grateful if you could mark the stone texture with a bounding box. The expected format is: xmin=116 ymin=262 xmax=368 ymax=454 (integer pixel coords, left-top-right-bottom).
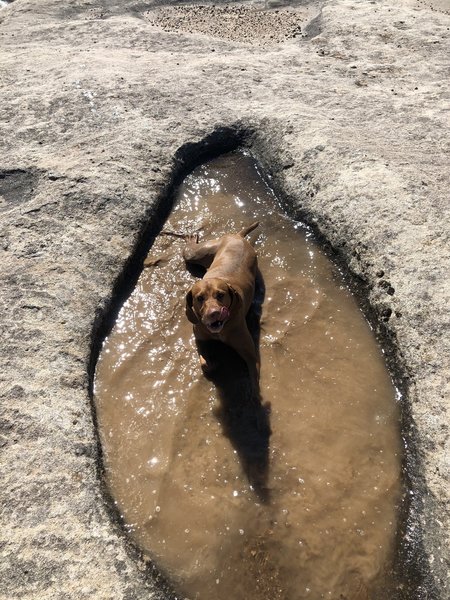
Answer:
xmin=0 ymin=0 xmax=448 ymax=598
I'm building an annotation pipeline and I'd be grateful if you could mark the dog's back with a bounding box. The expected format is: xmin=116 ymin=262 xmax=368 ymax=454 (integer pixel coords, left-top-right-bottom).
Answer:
xmin=205 ymin=230 xmax=258 ymax=284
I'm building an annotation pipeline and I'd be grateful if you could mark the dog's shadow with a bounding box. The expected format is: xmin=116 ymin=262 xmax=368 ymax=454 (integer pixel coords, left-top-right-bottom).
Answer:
xmin=196 ymin=270 xmax=272 ymax=503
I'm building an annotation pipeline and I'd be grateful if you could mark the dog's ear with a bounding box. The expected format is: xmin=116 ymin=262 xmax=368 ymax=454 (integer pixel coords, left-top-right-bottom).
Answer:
xmin=185 ymin=287 xmax=199 ymax=324
xmin=227 ymin=284 xmax=243 ymax=310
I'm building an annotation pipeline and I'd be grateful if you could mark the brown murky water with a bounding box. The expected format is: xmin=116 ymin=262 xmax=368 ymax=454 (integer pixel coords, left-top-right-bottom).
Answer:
xmin=94 ymin=152 xmax=403 ymax=600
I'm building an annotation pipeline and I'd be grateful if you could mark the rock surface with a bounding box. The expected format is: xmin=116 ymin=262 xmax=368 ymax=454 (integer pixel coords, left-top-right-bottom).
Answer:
xmin=0 ymin=0 xmax=448 ymax=598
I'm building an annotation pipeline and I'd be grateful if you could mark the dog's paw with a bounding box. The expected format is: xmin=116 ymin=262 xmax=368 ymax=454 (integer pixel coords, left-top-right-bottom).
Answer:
xmin=199 ymin=354 xmax=214 ymax=373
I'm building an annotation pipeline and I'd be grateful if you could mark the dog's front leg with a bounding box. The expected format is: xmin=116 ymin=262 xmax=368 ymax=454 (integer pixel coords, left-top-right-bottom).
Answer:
xmin=192 ymin=328 xmax=216 ymax=375
xmin=225 ymin=326 xmax=260 ymax=398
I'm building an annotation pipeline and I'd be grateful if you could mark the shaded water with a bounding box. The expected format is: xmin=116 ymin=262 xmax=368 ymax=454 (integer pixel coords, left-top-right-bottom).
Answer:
xmin=94 ymin=152 xmax=403 ymax=599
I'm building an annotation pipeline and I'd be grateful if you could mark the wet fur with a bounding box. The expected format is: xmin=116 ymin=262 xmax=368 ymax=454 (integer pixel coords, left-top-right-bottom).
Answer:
xmin=184 ymin=223 xmax=260 ymax=394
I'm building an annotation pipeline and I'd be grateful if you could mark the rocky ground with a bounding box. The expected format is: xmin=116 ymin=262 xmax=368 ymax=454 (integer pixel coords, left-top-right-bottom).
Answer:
xmin=0 ymin=0 xmax=449 ymax=598
xmin=144 ymin=4 xmax=313 ymax=45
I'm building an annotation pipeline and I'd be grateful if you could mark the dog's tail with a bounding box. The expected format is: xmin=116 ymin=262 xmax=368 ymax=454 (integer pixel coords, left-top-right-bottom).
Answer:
xmin=239 ymin=221 xmax=259 ymax=238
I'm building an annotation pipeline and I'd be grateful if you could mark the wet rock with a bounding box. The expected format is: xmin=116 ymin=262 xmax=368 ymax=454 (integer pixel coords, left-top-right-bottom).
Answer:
xmin=0 ymin=169 xmax=39 ymax=207
xmin=74 ymin=442 xmax=96 ymax=458
xmin=380 ymin=307 xmax=393 ymax=321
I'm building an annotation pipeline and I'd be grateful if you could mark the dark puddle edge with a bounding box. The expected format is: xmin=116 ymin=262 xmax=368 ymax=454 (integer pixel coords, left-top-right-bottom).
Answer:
xmin=87 ymin=123 xmax=437 ymax=600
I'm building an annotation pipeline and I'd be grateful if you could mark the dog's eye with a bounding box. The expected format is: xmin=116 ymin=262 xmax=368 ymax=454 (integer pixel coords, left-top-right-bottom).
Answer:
xmin=216 ymin=292 xmax=225 ymax=300
xmin=196 ymin=295 xmax=204 ymax=303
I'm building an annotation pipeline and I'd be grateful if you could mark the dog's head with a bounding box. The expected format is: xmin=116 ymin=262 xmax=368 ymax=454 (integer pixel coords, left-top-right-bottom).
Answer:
xmin=185 ymin=278 xmax=241 ymax=334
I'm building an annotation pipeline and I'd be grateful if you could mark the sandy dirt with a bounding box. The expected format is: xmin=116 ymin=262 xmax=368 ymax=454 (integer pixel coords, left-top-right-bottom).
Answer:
xmin=144 ymin=5 xmax=315 ymax=45
xmin=0 ymin=0 xmax=448 ymax=598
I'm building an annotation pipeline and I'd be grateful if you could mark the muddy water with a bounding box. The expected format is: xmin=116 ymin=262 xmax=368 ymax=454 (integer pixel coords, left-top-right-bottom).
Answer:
xmin=94 ymin=152 xmax=403 ymax=600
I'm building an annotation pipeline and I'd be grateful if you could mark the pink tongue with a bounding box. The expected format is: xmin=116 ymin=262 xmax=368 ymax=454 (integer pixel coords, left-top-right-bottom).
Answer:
xmin=219 ymin=306 xmax=230 ymax=321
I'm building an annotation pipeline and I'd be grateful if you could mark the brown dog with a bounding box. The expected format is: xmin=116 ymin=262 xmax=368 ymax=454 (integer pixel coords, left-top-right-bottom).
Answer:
xmin=184 ymin=222 xmax=260 ymax=393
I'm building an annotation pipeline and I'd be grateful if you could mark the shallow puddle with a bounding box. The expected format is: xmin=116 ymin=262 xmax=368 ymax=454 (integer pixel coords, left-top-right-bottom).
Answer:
xmin=94 ymin=152 xmax=403 ymax=599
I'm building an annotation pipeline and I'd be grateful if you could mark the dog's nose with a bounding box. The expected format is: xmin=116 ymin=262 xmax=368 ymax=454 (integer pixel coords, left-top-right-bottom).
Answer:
xmin=207 ymin=308 xmax=221 ymax=320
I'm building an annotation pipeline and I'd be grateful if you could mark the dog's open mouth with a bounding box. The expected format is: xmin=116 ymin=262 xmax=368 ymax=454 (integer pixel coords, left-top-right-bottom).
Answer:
xmin=204 ymin=306 xmax=230 ymax=334
xmin=206 ymin=320 xmax=225 ymax=334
